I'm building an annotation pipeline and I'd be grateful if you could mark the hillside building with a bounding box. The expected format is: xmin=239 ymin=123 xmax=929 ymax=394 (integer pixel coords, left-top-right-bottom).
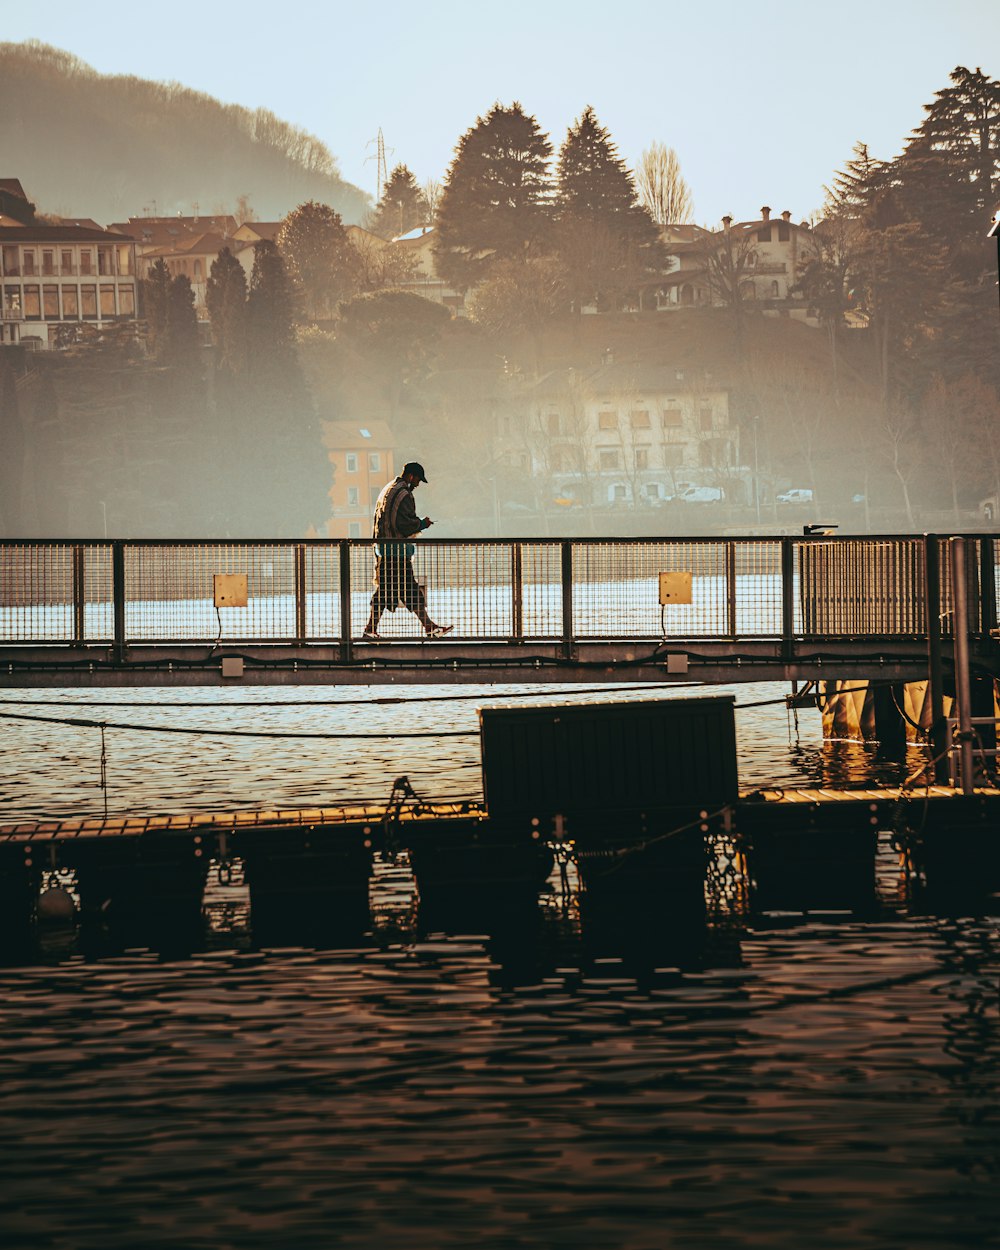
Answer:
xmin=498 ymin=362 xmax=741 ymax=508
xmin=1 ymin=180 xmax=139 ymax=348
xmin=322 ymin=420 xmax=396 ymax=538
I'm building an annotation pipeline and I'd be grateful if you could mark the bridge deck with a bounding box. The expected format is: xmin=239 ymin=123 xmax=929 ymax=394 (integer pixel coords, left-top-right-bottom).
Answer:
xmin=1 ymin=534 xmax=997 ymax=687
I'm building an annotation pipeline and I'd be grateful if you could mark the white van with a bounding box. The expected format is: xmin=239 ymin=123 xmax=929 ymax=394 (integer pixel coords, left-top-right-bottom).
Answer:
xmin=679 ymin=485 xmax=724 ymax=503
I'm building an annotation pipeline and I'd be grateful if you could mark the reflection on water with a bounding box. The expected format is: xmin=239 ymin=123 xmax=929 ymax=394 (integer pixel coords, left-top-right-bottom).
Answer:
xmin=0 ymin=681 xmax=931 ymax=822
xmin=3 ymin=684 xmax=998 ymax=1248
xmin=2 ymin=885 xmax=999 ymax=1250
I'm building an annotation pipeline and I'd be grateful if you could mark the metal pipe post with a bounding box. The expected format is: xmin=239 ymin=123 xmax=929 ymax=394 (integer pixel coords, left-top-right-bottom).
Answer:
xmin=339 ymin=541 xmax=353 ymax=662
xmin=112 ymin=541 xmax=126 ymax=663
xmin=949 ymin=536 xmax=975 ymax=794
xmin=923 ymin=535 xmax=948 ymax=782
xmin=560 ymin=541 xmax=574 ymax=659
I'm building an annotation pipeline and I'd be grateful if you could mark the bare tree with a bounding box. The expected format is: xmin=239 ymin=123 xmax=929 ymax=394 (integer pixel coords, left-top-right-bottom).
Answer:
xmin=635 ymin=142 xmax=693 ymax=225
xmin=422 ymin=179 xmax=442 ymax=220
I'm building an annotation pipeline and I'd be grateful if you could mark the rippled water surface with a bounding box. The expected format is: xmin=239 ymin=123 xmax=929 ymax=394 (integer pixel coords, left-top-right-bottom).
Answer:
xmin=0 ymin=681 xmax=930 ymax=819
xmin=1 ymin=684 xmax=998 ymax=1249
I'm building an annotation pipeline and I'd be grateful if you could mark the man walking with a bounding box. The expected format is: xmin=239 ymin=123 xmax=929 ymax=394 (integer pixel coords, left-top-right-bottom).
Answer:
xmin=362 ymin=461 xmax=452 ymax=639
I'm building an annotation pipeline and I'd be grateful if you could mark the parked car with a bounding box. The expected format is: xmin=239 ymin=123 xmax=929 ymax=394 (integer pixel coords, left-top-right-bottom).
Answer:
xmin=679 ymin=485 xmax=724 ymax=503
xmin=776 ymin=488 xmax=814 ymax=505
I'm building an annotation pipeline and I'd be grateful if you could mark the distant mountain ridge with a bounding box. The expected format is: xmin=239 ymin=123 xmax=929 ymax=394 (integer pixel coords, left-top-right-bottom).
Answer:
xmin=0 ymin=41 xmax=369 ymax=225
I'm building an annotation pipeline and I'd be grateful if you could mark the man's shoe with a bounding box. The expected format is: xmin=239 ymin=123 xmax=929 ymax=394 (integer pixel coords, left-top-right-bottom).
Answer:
xmin=425 ymin=624 xmax=454 ymax=638
xmin=361 ymin=629 xmax=380 ymax=640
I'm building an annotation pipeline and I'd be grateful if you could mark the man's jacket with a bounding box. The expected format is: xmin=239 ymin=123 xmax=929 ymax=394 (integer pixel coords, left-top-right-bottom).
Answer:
xmin=372 ymin=477 xmax=423 ymax=547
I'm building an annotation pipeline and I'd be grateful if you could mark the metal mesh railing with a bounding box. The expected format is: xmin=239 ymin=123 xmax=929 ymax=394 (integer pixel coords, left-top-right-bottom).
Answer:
xmin=0 ymin=535 xmax=995 ymax=646
xmin=0 ymin=543 xmax=112 ymax=642
xmin=796 ymin=538 xmax=926 ymax=636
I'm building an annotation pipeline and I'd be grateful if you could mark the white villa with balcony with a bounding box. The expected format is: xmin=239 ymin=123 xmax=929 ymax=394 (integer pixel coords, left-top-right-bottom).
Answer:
xmin=1 ymin=191 xmax=140 ymax=350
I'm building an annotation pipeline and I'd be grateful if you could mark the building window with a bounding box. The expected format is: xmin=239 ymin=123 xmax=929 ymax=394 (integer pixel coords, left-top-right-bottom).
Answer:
xmin=43 ymin=285 xmax=59 ymax=319
xmin=599 ymin=449 xmax=620 ymax=470
xmin=662 ymin=445 xmax=686 ymax=467
xmin=97 ymin=246 xmax=114 ymax=276
xmin=116 ymin=245 xmax=133 ymax=276
xmin=368 ymin=452 xmax=380 ymax=473
xmin=661 ymin=407 xmax=683 ymax=427
xmin=348 ymin=522 xmax=362 ymax=538
xmin=100 ymin=285 xmax=116 ymax=317
xmin=118 ymin=286 xmax=135 ymax=317
xmin=771 ymin=280 xmax=780 ymax=298
xmin=699 ymin=408 xmax=713 ymax=431
xmin=635 ymin=447 xmax=649 ymax=470
xmin=347 ymin=487 xmax=360 ymax=507
xmin=23 ymin=285 xmax=41 ymax=319
xmin=346 ymin=453 xmax=358 ymax=472
xmin=757 ymin=225 xmax=772 ymax=243
xmin=61 ymin=249 xmax=73 ymax=275
xmin=630 ymin=410 xmax=651 ymax=429
xmin=778 ymin=222 xmax=790 ymax=242
xmin=598 ymin=411 xmax=618 ymax=430
xmin=62 ymin=286 xmax=79 ymax=319
xmin=81 ymin=284 xmax=98 ymax=319
xmin=193 ymin=260 xmax=203 ymax=280
xmin=3 ymin=288 xmax=22 ymax=317
xmin=22 ymin=250 xmax=36 ymax=276
xmin=2 ymin=246 xmax=19 ymax=276
xmin=79 ymin=250 xmax=93 ymax=276
xmin=610 ymin=483 xmax=628 ymax=502
xmin=42 ymin=250 xmax=55 ymax=276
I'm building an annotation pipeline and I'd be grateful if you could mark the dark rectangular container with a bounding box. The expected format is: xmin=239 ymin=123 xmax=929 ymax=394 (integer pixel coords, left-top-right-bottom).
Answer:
xmin=480 ymin=695 xmax=738 ymax=821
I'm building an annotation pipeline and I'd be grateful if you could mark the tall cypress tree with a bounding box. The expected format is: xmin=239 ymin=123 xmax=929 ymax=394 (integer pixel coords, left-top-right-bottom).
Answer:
xmin=554 ymin=106 xmax=661 ymax=310
xmin=141 ymin=258 xmax=171 ymax=356
xmin=206 ymin=247 xmax=248 ymax=380
xmin=240 ymin=240 xmax=328 ymax=535
xmin=434 ymin=103 xmax=553 ymax=291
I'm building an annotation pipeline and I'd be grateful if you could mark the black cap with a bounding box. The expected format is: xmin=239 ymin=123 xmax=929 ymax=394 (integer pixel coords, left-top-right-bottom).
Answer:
xmin=402 ymin=461 xmax=427 ymax=483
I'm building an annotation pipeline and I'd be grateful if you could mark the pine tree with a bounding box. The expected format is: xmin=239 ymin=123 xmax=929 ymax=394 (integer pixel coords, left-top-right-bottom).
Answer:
xmin=141 ymin=258 xmax=171 ymax=355
xmin=162 ymin=275 xmax=201 ymax=370
xmin=370 ymin=164 xmax=429 ymax=239
xmin=277 ymin=200 xmax=361 ymax=320
xmin=554 ymin=106 xmax=661 ymax=311
xmin=434 ymin=103 xmax=553 ymax=291
xmin=910 ymin=66 xmax=1000 ymax=215
xmin=240 ymin=240 xmax=328 ymax=535
xmin=206 ymin=247 xmax=248 ymax=378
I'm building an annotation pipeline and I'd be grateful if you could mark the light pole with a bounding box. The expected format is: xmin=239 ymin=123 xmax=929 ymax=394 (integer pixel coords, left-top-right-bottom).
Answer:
xmin=989 ymin=210 xmax=1000 ymax=318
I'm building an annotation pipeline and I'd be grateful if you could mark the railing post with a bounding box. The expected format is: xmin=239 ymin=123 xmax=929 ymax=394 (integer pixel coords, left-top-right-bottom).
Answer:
xmin=511 ymin=542 xmax=523 ymax=642
xmin=780 ymin=536 xmax=795 ymax=662
xmin=561 ymin=540 xmax=574 ymax=659
xmin=949 ymin=536 xmax=975 ymax=795
xmin=979 ymin=536 xmax=997 ymax=636
xmin=73 ymin=544 xmax=85 ymax=645
xmin=725 ymin=541 xmax=737 ymax=638
xmin=112 ymin=540 xmax=126 ymax=663
xmin=294 ymin=543 xmax=307 ymax=643
xmin=924 ymin=535 xmax=948 ymax=783
xmin=339 ymin=540 xmax=353 ymax=662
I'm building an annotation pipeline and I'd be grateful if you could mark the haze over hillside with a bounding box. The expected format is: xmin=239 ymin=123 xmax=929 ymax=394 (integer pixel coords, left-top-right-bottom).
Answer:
xmin=0 ymin=41 xmax=369 ymax=223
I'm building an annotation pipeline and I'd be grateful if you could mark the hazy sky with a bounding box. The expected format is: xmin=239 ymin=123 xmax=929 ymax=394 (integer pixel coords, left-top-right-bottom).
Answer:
xmin=4 ymin=0 xmax=999 ymax=222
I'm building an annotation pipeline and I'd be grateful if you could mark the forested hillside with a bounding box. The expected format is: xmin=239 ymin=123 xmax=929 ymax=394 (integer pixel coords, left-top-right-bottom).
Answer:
xmin=0 ymin=42 xmax=369 ymax=223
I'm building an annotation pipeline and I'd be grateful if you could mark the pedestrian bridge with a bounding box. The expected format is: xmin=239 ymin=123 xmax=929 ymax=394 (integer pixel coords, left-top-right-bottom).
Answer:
xmin=1 ymin=535 xmax=997 ymax=687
